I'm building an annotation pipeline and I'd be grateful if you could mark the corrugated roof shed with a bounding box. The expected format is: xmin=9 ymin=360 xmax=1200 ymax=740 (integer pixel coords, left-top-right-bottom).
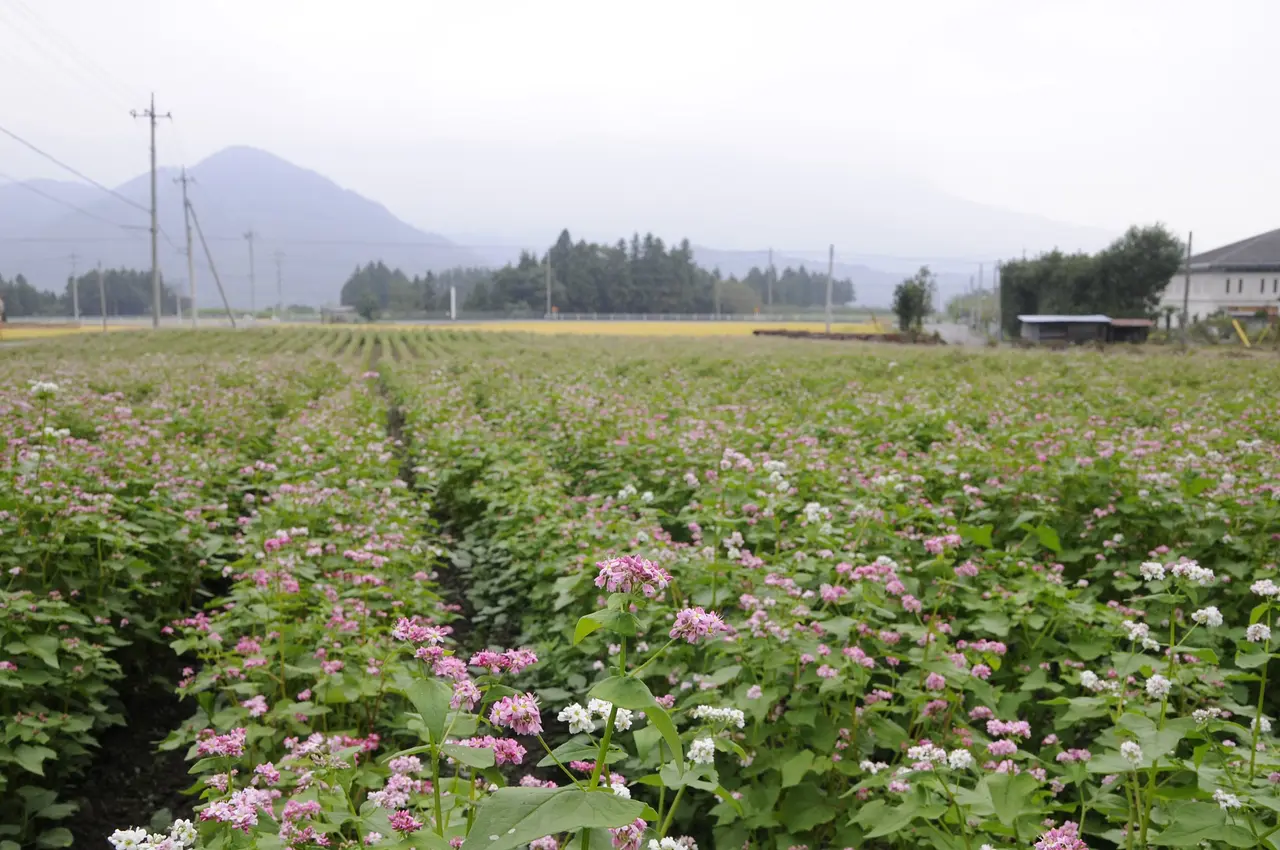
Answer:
xmin=1017 ymin=315 xmax=1111 ymax=324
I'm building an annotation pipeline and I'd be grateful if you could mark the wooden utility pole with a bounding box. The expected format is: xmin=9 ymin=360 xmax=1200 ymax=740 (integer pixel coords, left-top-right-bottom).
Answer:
xmin=176 ymin=168 xmax=197 ymax=328
xmin=131 ymin=93 xmax=170 ymax=328
xmin=188 ymin=201 xmax=237 ymax=328
xmin=68 ymin=253 xmax=79 ymax=323
xmin=244 ymin=230 xmax=257 ymax=315
xmin=97 ymin=263 xmax=106 ymax=332
xmin=274 ymin=251 xmax=284 ymax=317
xmin=1181 ymin=231 xmax=1193 ymax=348
xmin=825 ymin=244 xmax=834 ymax=334
xmin=767 ymin=247 xmax=774 ymax=308
xmin=545 ymin=255 xmax=552 ymax=318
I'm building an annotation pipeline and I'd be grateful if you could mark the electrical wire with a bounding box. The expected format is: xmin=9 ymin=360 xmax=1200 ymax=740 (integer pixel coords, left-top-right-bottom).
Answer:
xmin=0 ymin=0 xmax=135 ymax=108
xmin=0 ymin=171 xmax=148 ymax=232
xmin=0 ymin=124 xmax=149 ymax=215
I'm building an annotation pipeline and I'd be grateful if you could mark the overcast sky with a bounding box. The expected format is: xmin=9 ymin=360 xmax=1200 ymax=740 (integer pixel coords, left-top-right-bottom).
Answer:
xmin=2 ymin=0 xmax=1275 ymax=258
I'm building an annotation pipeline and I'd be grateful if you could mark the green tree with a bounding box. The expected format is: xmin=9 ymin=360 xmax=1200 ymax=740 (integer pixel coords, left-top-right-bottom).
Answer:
xmin=892 ymin=267 xmax=937 ymax=332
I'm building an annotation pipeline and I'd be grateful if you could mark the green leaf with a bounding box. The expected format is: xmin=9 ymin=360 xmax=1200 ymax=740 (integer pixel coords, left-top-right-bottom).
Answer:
xmin=536 ymin=741 xmax=629 ymax=769
xmin=588 ymin=676 xmax=683 ymax=766
xmin=959 ymin=523 xmax=993 ymax=548
xmin=24 ymin=636 xmax=59 ymax=670
xmin=1035 ymin=524 xmax=1061 ymax=554
xmin=14 ymin=745 xmax=56 ymax=777
xmin=35 ymin=828 xmax=73 ymax=849
xmin=658 ymin=762 xmax=718 ymax=791
xmin=780 ymin=749 xmax=815 ymax=787
xmin=461 ymin=786 xmax=644 ymax=850
xmin=405 ymin=678 xmax=452 ymax=744
xmin=573 ymin=609 xmax=638 ymax=644
xmin=983 ymin=772 xmax=1039 ymax=826
xmin=778 ymin=783 xmax=836 ymax=832
xmin=442 ymin=743 xmax=496 ymax=769
xmin=1148 ymin=802 xmax=1241 ymax=846
xmin=1235 ymin=648 xmax=1271 ymax=670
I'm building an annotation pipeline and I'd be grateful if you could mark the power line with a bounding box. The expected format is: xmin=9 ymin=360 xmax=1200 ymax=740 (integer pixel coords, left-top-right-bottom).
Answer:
xmin=0 ymin=170 xmax=148 ymax=231
xmin=0 ymin=123 xmax=149 ymax=214
xmin=2 ymin=0 xmax=136 ymax=106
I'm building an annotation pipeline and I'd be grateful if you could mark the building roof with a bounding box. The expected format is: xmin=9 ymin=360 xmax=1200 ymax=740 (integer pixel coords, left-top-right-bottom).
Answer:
xmin=1017 ymin=314 xmax=1111 ymax=324
xmin=1190 ymin=228 xmax=1280 ymax=270
xmin=1109 ymin=318 xmax=1154 ymax=327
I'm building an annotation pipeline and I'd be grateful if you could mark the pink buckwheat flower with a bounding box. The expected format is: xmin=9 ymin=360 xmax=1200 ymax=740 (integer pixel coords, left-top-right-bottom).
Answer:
xmin=451 ymin=680 xmax=482 ymax=711
xmin=924 ymin=672 xmax=947 ymax=691
xmin=489 ymin=693 xmax=543 ymax=735
xmin=1034 ymin=820 xmax=1088 ymax=850
xmin=669 ymin=607 xmax=728 ymax=643
xmin=388 ymin=810 xmax=423 ymax=834
xmin=594 ymin=555 xmax=673 ymax=597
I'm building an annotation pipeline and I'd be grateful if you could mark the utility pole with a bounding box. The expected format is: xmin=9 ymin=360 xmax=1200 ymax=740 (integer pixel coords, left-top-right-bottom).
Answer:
xmin=767 ymin=247 xmax=774 ymax=309
xmin=714 ymin=273 xmax=721 ymax=317
xmin=995 ymin=260 xmax=1002 ymax=342
xmin=67 ymin=253 xmax=80 ymax=323
xmin=1181 ymin=231 xmax=1193 ymax=348
xmin=131 ymin=93 xmax=171 ymax=328
xmin=244 ymin=230 xmax=257 ymax=315
xmin=544 ymin=255 xmax=552 ymax=318
xmin=188 ymin=200 xmax=236 ymax=327
xmin=274 ymin=251 xmax=284 ymax=318
xmin=176 ymin=168 xmax=197 ymax=328
xmin=97 ymin=263 xmax=106 ymax=332
xmin=825 ymin=244 xmax=834 ymax=334
xmin=978 ymin=262 xmax=985 ymax=332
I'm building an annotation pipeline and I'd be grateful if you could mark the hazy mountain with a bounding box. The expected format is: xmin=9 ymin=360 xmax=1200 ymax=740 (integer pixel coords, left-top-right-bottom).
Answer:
xmin=0 ymin=179 xmax=105 ymax=236
xmin=0 ymin=147 xmax=479 ymax=308
xmin=1 ymin=145 xmax=1105 ymax=312
xmin=689 ymin=246 xmax=981 ymax=309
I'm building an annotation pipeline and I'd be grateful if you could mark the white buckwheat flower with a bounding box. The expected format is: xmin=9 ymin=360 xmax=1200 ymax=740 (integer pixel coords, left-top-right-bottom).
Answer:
xmin=1146 ymin=674 xmax=1172 ymax=700
xmin=1193 ymin=707 xmax=1225 ymax=724
xmin=1120 ymin=741 xmax=1143 ymax=768
xmin=860 ymin=759 xmax=889 ymax=774
xmin=1252 ymin=579 xmax=1280 ymax=598
xmin=689 ymin=737 xmax=716 ymax=765
xmin=612 ymin=707 xmax=635 ymax=731
xmin=1139 ymin=561 xmax=1166 ymax=582
xmin=1169 ymin=560 xmax=1215 ymax=585
xmin=170 ymin=819 xmax=197 ymax=847
xmin=1122 ymin=621 xmax=1150 ymax=642
xmin=947 ymin=749 xmax=974 ymax=770
xmin=1191 ymin=607 xmax=1223 ymax=627
xmin=557 ymin=703 xmax=594 ymax=734
xmin=108 ymin=829 xmax=150 ymax=850
xmin=1213 ymin=788 xmax=1243 ymax=810
xmin=1247 ymin=623 xmax=1272 ymax=644
xmin=1080 ymin=670 xmax=1104 ymax=692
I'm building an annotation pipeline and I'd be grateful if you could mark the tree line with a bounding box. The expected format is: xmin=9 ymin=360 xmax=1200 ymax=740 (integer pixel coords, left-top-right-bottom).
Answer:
xmin=0 ymin=270 xmax=186 ymax=318
xmin=997 ymin=225 xmax=1183 ymax=336
xmin=339 ymin=230 xmax=855 ymax=317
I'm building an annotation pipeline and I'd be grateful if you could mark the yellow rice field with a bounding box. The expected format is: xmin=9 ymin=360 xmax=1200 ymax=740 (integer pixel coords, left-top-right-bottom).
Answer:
xmin=385 ymin=320 xmax=886 ymax=337
xmin=0 ymin=324 xmax=134 ymax=341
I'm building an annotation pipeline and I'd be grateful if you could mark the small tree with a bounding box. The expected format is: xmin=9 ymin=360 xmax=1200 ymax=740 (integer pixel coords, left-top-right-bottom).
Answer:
xmin=355 ymin=292 xmax=380 ymax=322
xmin=892 ymin=266 xmax=937 ymax=332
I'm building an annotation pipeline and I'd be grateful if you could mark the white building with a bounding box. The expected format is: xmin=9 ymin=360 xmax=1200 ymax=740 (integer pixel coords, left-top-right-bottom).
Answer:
xmin=1160 ymin=229 xmax=1280 ymax=318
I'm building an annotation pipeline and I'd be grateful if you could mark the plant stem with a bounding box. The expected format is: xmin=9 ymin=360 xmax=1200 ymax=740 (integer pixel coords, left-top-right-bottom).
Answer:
xmin=432 ymin=746 xmax=444 ymax=836
xmin=1250 ymin=610 xmax=1271 ymax=780
xmin=660 ymin=786 xmax=686 ymax=837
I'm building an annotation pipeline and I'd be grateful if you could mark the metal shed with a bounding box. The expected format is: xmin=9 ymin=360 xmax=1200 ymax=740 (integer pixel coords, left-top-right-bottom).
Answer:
xmin=1017 ymin=315 xmax=1111 ymax=344
xmin=1107 ymin=318 xmax=1154 ymax=343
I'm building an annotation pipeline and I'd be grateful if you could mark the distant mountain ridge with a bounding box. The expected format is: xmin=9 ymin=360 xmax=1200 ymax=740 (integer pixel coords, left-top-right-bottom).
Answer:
xmin=0 ymin=145 xmax=1107 ymax=310
xmin=0 ymin=147 xmax=478 ymax=308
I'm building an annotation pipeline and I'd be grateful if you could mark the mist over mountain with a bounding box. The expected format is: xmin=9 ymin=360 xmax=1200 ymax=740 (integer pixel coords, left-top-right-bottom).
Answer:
xmin=0 ymin=145 xmax=1112 ymax=309
xmin=0 ymin=147 xmax=478 ymax=308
